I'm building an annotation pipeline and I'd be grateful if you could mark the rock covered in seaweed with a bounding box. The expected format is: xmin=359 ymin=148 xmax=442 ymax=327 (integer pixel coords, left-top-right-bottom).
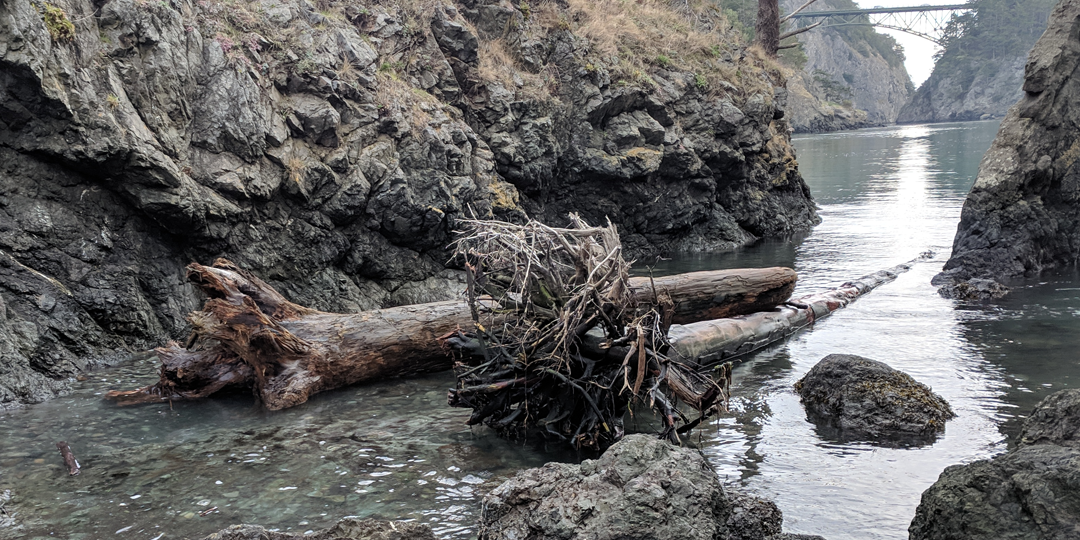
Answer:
xmin=933 ymin=0 xmax=1080 ymax=298
xmin=478 ymin=434 xmax=808 ymax=540
xmin=795 ymin=354 xmax=955 ymax=443
xmin=1019 ymin=388 xmax=1080 ymax=448
xmin=202 ymin=518 xmax=435 ymax=540
xmin=909 ymin=389 xmax=1080 ymax=540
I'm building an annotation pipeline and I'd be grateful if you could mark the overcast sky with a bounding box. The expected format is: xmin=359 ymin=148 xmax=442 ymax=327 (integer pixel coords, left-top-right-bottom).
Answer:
xmin=851 ymin=0 xmax=967 ymax=87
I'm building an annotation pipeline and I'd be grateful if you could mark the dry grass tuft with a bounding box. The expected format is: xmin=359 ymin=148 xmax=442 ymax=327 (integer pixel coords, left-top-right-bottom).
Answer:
xmin=524 ymin=0 xmax=773 ymax=97
xmin=375 ymin=70 xmax=443 ymax=138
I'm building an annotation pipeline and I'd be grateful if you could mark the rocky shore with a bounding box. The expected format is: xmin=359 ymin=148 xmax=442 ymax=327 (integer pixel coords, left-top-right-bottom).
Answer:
xmin=910 ymin=389 xmax=1080 ymax=539
xmin=0 ymin=0 xmax=818 ymax=407
xmin=934 ymin=0 xmax=1080 ymax=298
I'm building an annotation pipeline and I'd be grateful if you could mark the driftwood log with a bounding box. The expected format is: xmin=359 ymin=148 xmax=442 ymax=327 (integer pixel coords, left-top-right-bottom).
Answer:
xmin=105 ymin=259 xmax=795 ymax=410
xmin=56 ymin=441 xmax=80 ymax=476
xmin=668 ymin=255 xmax=931 ymax=364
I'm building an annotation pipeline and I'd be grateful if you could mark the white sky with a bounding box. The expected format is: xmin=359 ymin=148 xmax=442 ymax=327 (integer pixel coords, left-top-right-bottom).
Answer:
xmin=852 ymin=0 xmax=966 ymax=87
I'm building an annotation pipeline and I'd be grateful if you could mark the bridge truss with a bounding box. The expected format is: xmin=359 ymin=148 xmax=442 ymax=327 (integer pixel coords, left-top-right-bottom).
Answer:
xmin=785 ymin=4 xmax=971 ymax=45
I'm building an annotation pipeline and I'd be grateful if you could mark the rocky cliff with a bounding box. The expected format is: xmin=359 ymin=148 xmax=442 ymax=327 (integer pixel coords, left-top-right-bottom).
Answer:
xmin=933 ymin=0 xmax=1080 ymax=297
xmin=781 ymin=0 xmax=913 ymax=132
xmin=0 ymin=0 xmax=818 ymax=407
xmin=897 ymin=0 xmax=1055 ymax=124
xmin=896 ymin=57 xmax=1026 ymax=124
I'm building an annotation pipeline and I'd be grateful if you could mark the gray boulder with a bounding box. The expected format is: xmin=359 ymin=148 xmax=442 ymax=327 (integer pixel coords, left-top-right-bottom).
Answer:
xmin=478 ymin=434 xmax=797 ymax=540
xmin=202 ymin=517 xmax=435 ymax=540
xmin=1020 ymin=388 xmax=1080 ymax=448
xmin=909 ymin=389 xmax=1080 ymax=540
xmin=795 ymin=354 xmax=955 ymax=444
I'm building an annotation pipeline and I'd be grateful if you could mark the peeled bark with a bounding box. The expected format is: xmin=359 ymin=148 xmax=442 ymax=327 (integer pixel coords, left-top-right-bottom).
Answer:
xmin=669 ymin=256 xmax=928 ymax=364
xmin=756 ymin=0 xmax=781 ymax=56
xmin=106 ymin=260 xmax=795 ymax=410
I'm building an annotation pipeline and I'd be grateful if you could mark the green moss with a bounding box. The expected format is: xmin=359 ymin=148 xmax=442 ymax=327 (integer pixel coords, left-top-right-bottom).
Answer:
xmin=694 ymin=73 xmax=708 ymax=91
xmin=42 ymin=3 xmax=75 ymax=42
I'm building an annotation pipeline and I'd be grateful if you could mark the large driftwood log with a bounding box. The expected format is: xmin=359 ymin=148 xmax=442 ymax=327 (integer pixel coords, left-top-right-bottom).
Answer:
xmin=668 ymin=255 xmax=930 ymax=364
xmin=106 ymin=260 xmax=795 ymax=410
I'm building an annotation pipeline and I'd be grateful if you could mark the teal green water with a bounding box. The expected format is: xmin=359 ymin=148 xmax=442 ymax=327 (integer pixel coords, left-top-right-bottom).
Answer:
xmin=4 ymin=120 xmax=1079 ymax=540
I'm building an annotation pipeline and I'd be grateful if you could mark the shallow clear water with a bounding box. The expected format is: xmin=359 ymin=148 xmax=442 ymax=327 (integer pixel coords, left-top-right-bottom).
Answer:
xmin=5 ymin=120 xmax=1080 ymax=539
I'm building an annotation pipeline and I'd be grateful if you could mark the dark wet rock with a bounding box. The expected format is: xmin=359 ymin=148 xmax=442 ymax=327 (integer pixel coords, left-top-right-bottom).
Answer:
xmin=909 ymin=389 xmax=1080 ymax=540
xmin=1019 ymin=388 xmax=1080 ymax=449
xmin=203 ymin=518 xmax=436 ymax=540
xmin=478 ymin=434 xmax=796 ymax=540
xmin=795 ymin=354 xmax=955 ymax=443
xmin=0 ymin=0 xmax=817 ymax=407
xmin=935 ymin=278 xmax=1010 ymax=301
xmin=933 ymin=0 xmax=1080 ymax=298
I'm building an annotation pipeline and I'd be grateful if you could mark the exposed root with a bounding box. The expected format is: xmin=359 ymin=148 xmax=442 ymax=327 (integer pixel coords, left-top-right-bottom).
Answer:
xmin=445 ymin=215 xmax=731 ymax=451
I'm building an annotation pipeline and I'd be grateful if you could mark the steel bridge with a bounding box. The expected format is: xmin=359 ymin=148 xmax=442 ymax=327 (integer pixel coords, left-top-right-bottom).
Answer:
xmin=785 ymin=4 xmax=972 ymax=45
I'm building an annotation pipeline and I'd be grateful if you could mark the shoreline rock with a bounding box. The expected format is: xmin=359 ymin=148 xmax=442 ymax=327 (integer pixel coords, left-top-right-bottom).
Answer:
xmin=795 ymin=354 xmax=955 ymax=444
xmin=478 ymin=434 xmax=822 ymax=540
xmin=909 ymin=389 xmax=1080 ymax=540
xmin=933 ymin=0 xmax=1080 ymax=298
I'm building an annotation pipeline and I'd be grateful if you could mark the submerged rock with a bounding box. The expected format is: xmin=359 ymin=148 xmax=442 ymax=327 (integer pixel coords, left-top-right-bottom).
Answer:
xmin=795 ymin=354 xmax=955 ymax=443
xmin=935 ymin=278 xmax=1010 ymax=301
xmin=933 ymin=0 xmax=1080 ymax=298
xmin=478 ymin=434 xmax=809 ymax=540
xmin=202 ymin=518 xmax=435 ymax=540
xmin=909 ymin=389 xmax=1080 ymax=540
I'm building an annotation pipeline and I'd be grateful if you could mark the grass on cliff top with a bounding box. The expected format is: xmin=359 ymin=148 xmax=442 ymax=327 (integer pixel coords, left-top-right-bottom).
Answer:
xmin=533 ymin=0 xmax=782 ymax=98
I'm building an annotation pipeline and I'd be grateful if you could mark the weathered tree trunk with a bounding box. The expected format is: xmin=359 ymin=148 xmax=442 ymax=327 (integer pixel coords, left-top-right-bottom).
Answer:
xmin=106 ymin=260 xmax=795 ymax=410
xmin=756 ymin=0 xmax=781 ymax=56
xmin=668 ymin=256 xmax=928 ymax=364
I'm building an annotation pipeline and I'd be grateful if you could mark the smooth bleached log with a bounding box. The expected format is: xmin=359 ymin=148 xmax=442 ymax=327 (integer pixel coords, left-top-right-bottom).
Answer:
xmin=669 ymin=256 xmax=928 ymax=365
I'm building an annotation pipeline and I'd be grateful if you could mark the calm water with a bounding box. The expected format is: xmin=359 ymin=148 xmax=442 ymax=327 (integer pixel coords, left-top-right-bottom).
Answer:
xmin=4 ymin=120 xmax=1080 ymax=539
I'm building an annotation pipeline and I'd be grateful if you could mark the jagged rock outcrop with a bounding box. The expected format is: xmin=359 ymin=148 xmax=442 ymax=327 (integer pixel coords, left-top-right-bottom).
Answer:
xmin=898 ymin=0 xmax=1055 ymax=125
xmin=795 ymin=354 xmax=955 ymax=444
xmin=897 ymin=57 xmax=1026 ymax=124
xmin=0 ymin=0 xmax=818 ymax=407
xmin=478 ymin=434 xmax=817 ymax=540
xmin=785 ymin=72 xmax=874 ymax=134
xmin=908 ymin=389 xmax=1080 ymax=540
xmin=782 ymin=0 xmax=912 ymax=132
xmin=933 ymin=0 xmax=1080 ymax=298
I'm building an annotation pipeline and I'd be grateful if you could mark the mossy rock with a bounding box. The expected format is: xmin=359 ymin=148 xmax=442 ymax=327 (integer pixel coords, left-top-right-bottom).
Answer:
xmin=795 ymin=354 xmax=955 ymax=445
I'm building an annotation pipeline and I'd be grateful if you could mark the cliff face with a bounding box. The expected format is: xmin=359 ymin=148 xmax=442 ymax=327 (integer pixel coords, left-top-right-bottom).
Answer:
xmin=0 ymin=0 xmax=818 ymax=406
xmin=781 ymin=0 xmax=913 ymax=132
xmin=897 ymin=0 xmax=1055 ymax=125
xmin=897 ymin=57 xmax=1026 ymax=124
xmin=933 ymin=0 xmax=1080 ymax=297
xmin=785 ymin=71 xmax=874 ymax=134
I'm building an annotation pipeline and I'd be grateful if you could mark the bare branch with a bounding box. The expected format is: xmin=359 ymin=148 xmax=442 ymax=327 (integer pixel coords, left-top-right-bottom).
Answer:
xmin=779 ymin=20 xmax=823 ymax=41
xmin=780 ymin=0 xmax=821 ymax=23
